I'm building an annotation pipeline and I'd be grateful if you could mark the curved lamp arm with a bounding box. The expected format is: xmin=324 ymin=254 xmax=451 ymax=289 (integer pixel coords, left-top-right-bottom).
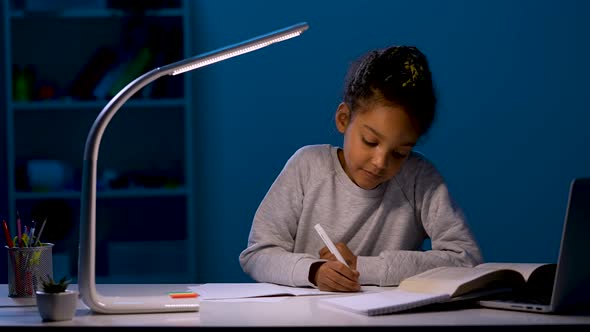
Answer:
xmin=78 ymin=22 xmax=309 ymax=314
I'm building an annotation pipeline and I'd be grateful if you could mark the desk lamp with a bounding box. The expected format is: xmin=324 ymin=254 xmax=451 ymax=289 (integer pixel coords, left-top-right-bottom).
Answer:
xmin=78 ymin=22 xmax=309 ymax=314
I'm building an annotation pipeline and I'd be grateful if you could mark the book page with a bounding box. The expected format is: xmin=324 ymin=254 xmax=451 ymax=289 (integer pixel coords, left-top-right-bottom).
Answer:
xmin=475 ymin=262 xmax=555 ymax=281
xmin=399 ymin=266 xmax=526 ymax=297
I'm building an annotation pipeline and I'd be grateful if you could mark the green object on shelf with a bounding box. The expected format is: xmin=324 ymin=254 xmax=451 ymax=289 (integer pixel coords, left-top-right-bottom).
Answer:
xmin=13 ymin=65 xmax=35 ymax=101
xmin=108 ymin=47 xmax=154 ymax=97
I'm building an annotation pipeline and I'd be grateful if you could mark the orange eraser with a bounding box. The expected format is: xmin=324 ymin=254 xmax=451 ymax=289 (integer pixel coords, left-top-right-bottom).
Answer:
xmin=169 ymin=292 xmax=199 ymax=299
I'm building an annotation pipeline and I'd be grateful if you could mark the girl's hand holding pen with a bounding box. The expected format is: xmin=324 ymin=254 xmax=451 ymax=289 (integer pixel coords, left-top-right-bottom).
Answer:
xmin=311 ymin=224 xmax=360 ymax=291
xmin=312 ymin=243 xmax=360 ymax=292
xmin=320 ymin=242 xmax=357 ymax=270
xmin=312 ymin=260 xmax=360 ymax=292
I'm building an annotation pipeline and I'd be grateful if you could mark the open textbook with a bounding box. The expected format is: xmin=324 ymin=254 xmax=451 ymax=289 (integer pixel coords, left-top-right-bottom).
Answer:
xmin=320 ymin=262 xmax=557 ymax=316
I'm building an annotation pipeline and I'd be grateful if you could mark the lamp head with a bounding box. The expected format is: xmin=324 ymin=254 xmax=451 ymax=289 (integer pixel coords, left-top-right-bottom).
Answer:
xmin=170 ymin=22 xmax=309 ymax=75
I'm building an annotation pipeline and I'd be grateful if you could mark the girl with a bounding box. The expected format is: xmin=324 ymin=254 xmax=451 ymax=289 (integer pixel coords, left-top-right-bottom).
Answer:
xmin=239 ymin=46 xmax=483 ymax=292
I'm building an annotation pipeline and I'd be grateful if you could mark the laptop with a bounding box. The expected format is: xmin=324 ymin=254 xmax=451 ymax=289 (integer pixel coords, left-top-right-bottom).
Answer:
xmin=478 ymin=177 xmax=590 ymax=313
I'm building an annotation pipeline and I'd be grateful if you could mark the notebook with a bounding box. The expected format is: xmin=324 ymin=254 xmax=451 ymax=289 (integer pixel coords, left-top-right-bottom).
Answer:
xmin=319 ymin=288 xmax=451 ymax=316
xmin=478 ymin=177 xmax=590 ymax=313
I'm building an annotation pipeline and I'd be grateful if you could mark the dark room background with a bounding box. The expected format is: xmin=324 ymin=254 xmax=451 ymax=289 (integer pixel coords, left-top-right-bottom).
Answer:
xmin=189 ymin=0 xmax=590 ymax=282
xmin=1 ymin=0 xmax=589 ymax=284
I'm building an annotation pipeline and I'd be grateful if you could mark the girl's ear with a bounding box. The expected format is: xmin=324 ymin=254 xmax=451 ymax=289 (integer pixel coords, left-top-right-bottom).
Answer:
xmin=335 ymin=103 xmax=351 ymax=134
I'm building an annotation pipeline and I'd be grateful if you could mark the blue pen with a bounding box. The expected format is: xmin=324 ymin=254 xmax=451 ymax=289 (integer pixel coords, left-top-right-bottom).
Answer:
xmin=29 ymin=220 xmax=36 ymax=247
xmin=24 ymin=225 xmax=29 ymax=247
xmin=35 ymin=217 xmax=47 ymax=246
xmin=16 ymin=210 xmax=22 ymax=248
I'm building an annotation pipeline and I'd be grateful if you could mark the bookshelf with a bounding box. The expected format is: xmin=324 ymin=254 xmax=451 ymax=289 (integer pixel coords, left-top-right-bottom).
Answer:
xmin=0 ymin=0 xmax=195 ymax=283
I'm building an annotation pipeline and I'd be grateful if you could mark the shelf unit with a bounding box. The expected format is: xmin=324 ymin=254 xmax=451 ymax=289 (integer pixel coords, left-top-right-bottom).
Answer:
xmin=1 ymin=1 xmax=195 ymax=283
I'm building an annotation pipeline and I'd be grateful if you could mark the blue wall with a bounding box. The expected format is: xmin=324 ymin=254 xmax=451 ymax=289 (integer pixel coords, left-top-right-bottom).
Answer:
xmin=189 ymin=0 xmax=590 ymax=282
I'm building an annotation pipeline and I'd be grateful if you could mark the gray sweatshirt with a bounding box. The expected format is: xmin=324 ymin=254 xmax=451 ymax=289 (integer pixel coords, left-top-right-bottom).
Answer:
xmin=239 ymin=144 xmax=483 ymax=287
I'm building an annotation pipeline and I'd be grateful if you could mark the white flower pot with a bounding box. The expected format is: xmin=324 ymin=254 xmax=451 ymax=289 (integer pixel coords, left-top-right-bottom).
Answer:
xmin=35 ymin=290 xmax=79 ymax=321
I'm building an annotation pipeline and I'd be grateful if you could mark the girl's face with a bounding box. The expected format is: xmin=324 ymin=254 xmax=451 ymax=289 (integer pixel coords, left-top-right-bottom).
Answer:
xmin=335 ymin=101 xmax=419 ymax=190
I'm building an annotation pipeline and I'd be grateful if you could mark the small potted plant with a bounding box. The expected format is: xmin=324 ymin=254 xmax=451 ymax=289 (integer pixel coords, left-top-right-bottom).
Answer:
xmin=35 ymin=275 xmax=78 ymax=321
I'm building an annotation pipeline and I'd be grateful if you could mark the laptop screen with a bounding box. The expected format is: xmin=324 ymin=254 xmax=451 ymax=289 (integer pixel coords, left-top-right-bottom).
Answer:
xmin=550 ymin=177 xmax=590 ymax=312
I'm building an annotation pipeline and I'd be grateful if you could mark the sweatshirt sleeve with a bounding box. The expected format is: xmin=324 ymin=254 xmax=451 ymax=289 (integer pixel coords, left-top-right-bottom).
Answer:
xmin=239 ymin=148 xmax=321 ymax=287
xmin=357 ymin=156 xmax=484 ymax=286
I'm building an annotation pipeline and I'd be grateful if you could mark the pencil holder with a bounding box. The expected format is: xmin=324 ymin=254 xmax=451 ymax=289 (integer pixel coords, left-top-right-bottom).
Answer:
xmin=6 ymin=244 xmax=54 ymax=298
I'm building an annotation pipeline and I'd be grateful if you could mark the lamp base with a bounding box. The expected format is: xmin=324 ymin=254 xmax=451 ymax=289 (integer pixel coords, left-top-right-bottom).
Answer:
xmin=83 ymin=294 xmax=199 ymax=314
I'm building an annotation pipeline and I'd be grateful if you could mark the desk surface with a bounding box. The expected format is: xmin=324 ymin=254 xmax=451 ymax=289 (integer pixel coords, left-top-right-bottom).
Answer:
xmin=1 ymin=284 xmax=590 ymax=329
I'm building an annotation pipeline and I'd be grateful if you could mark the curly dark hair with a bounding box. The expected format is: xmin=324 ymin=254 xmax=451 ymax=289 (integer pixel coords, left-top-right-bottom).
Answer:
xmin=342 ymin=45 xmax=437 ymax=136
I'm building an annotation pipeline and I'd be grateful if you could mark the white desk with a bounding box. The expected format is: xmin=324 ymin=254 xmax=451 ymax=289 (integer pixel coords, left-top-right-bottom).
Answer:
xmin=1 ymin=284 xmax=590 ymax=329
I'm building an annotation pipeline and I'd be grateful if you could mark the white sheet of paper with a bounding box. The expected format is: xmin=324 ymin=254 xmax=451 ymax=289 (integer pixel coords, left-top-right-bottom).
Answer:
xmin=208 ymin=297 xmax=288 ymax=303
xmin=0 ymin=296 xmax=36 ymax=307
xmin=189 ymin=283 xmax=339 ymax=300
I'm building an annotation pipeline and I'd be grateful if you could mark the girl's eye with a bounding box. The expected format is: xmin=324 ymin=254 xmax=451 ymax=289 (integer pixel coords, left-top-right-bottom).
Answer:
xmin=392 ymin=151 xmax=408 ymax=159
xmin=362 ymin=137 xmax=377 ymax=147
